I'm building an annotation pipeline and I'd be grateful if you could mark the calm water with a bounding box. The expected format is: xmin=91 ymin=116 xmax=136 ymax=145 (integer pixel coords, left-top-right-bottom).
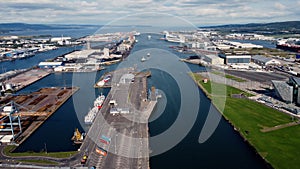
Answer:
xmin=4 ymin=31 xmax=269 ymax=168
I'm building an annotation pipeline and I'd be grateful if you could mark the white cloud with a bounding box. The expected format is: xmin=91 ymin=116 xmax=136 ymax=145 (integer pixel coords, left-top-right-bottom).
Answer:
xmin=0 ymin=0 xmax=298 ymax=25
xmin=274 ymin=2 xmax=286 ymax=10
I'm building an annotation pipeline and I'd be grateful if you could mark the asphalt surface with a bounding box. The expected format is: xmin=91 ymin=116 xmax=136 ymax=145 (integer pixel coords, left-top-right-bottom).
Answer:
xmin=225 ymin=70 xmax=288 ymax=83
xmin=77 ymin=70 xmax=153 ymax=169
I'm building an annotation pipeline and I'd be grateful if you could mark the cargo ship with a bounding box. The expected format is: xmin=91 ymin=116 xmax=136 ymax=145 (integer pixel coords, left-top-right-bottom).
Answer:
xmin=276 ymin=39 xmax=300 ymax=52
xmin=94 ymin=93 xmax=105 ymax=109
xmin=84 ymin=107 xmax=98 ymax=124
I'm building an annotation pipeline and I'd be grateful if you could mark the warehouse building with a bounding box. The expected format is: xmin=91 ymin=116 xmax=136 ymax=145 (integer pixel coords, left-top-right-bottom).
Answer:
xmin=202 ymin=54 xmax=224 ymax=65
xmin=219 ymin=54 xmax=251 ymax=65
xmin=252 ymin=55 xmax=281 ymax=67
xmin=38 ymin=61 xmax=63 ymax=68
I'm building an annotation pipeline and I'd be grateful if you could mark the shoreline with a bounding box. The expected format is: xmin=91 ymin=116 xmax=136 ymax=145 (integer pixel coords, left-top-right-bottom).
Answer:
xmin=189 ymin=73 xmax=274 ymax=169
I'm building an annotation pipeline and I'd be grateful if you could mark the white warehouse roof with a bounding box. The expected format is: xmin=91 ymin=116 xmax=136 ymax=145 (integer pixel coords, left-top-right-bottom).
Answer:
xmin=38 ymin=62 xmax=63 ymax=66
xmin=226 ymin=55 xmax=251 ymax=59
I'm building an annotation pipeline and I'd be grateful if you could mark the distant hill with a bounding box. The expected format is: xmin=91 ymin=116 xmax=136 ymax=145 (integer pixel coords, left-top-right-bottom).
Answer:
xmin=201 ymin=21 xmax=300 ymax=35
xmin=0 ymin=23 xmax=100 ymax=34
xmin=0 ymin=23 xmax=54 ymax=32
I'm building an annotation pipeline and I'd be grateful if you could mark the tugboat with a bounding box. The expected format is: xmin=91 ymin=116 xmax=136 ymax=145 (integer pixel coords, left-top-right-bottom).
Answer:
xmin=71 ymin=128 xmax=85 ymax=145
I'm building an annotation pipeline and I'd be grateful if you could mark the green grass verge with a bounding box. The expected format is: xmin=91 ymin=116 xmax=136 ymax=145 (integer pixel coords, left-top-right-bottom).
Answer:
xmin=190 ymin=72 xmax=253 ymax=97
xmin=17 ymin=159 xmax=59 ymax=165
xmin=190 ymin=72 xmax=300 ymax=169
xmin=211 ymin=71 xmax=247 ymax=82
xmin=225 ymin=74 xmax=247 ymax=82
xmin=4 ymin=145 xmax=78 ymax=158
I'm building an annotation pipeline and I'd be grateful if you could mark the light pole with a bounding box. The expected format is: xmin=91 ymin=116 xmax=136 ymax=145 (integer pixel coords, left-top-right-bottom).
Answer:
xmin=44 ymin=142 xmax=47 ymax=154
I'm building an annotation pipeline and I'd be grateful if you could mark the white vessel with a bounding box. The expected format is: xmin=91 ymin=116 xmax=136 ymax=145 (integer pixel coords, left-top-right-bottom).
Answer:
xmin=141 ymin=56 xmax=146 ymax=62
xmin=84 ymin=107 xmax=98 ymax=124
xmin=164 ymin=31 xmax=185 ymax=43
xmin=84 ymin=94 xmax=106 ymax=124
xmin=94 ymin=93 xmax=105 ymax=109
xmin=148 ymin=35 xmax=151 ymax=40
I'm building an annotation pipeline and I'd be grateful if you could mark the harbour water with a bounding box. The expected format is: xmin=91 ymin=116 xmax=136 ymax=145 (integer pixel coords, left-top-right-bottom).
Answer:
xmin=0 ymin=46 xmax=78 ymax=72
xmin=2 ymin=30 xmax=270 ymax=168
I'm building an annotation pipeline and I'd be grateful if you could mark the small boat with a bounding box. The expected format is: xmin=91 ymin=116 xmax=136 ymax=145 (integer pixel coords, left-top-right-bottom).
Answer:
xmin=147 ymin=53 xmax=150 ymax=57
xmin=141 ymin=56 xmax=146 ymax=62
xmin=148 ymin=35 xmax=151 ymax=40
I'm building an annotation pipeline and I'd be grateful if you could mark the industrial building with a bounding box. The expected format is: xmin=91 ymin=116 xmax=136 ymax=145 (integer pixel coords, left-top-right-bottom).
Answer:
xmin=219 ymin=54 xmax=251 ymax=65
xmin=64 ymin=50 xmax=98 ymax=60
xmin=252 ymin=55 xmax=281 ymax=67
xmin=272 ymin=76 xmax=300 ymax=105
xmin=202 ymin=54 xmax=224 ymax=65
xmin=38 ymin=61 xmax=63 ymax=68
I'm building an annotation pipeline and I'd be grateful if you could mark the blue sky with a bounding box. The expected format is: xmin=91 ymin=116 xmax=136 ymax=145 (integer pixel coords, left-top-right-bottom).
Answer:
xmin=0 ymin=0 xmax=299 ymax=26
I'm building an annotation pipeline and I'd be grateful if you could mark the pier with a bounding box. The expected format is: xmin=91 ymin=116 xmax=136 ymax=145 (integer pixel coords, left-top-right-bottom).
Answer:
xmin=75 ymin=68 xmax=157 ymax=169
xmin=1 ymin=68 xmax=51 ymax=93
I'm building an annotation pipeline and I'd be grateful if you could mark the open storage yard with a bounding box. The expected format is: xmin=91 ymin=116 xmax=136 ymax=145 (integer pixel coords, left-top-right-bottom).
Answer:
xmin=4 ymin=68 xmax=51 ymax=92
xmin=0 ymin=87 xmax=79 ymax=144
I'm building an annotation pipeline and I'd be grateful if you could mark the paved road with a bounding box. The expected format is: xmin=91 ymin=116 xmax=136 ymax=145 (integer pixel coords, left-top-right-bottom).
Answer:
xmin=225 ymin=70 xmax=288 ymax=84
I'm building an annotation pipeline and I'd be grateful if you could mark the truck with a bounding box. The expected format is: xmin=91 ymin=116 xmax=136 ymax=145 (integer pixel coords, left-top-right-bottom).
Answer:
xmin=100 ymin=135 xmax=111 ymax=145
xmin=81 ymin=155 xmax=88 ymax=164
xmin=95 ymin=146 xmax=107 ymax=156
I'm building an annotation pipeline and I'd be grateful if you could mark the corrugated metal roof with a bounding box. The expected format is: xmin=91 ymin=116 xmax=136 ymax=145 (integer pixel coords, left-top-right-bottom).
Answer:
xmin=252 ymin=55 xmax=272 ymax=63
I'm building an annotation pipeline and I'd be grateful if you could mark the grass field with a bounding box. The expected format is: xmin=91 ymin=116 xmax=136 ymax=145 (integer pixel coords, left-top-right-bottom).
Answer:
xmin=3 ymin=145 xmax=78 ymax=158
xmin=211 ymin=71 xmax=247 ymax=82
xmin=190 ymin=72 xmax=300 ymax=169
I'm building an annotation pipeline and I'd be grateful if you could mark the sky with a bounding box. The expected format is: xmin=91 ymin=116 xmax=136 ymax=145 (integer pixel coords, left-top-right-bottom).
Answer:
xmin=0 ymin=0 xmax=299 ymax=26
